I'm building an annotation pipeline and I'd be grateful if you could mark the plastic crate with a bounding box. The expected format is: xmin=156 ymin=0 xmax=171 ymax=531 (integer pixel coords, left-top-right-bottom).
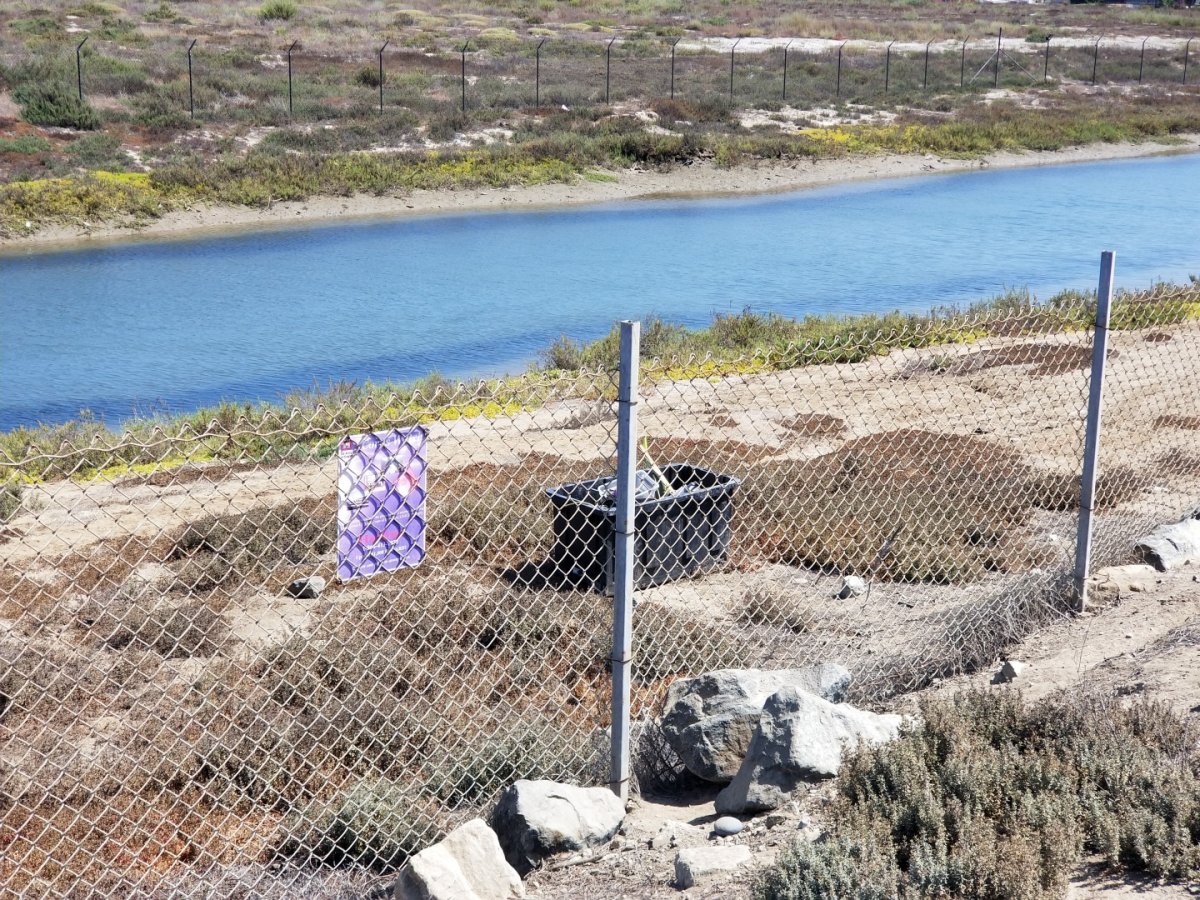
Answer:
xmin=545 ymin=463 xmax=741 ymax=592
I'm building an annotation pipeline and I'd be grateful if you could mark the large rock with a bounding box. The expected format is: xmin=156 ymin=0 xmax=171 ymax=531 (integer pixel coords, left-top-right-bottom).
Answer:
xmin=489 ymin=780 xmax=625 ymax=875
xmin=674 ymin=845 xmax=752 ymax=887
xmin=660 ymin=665 xmax=853 ymax=783
xmin=715 ymin=687 xmax=902 ymax=815
xmin=395 ymin=819 xmax=523 ymax=900
xmin=1136 ymin=518 xmax=1200 ymax=572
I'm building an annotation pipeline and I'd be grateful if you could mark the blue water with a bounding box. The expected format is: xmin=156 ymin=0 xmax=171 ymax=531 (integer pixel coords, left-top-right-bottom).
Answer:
xmin=2 ymin=152 xmax=1198 ymax=431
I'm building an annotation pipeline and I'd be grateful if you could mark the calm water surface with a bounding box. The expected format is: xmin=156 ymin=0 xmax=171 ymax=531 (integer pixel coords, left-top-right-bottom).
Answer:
xmin=2 ymin=152 xmax=1198 ymax=430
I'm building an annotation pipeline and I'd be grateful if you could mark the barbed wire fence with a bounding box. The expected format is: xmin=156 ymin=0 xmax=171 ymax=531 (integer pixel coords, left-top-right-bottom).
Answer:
xmin=4 ymin=32 xmax=1199 ymax=131
xmin=1 ymin=258 xmax=1199 ymax=896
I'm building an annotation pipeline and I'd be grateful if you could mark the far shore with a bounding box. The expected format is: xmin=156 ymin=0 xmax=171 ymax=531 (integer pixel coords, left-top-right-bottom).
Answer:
xmin=3 ymin=136 xmax=1199 ymax=254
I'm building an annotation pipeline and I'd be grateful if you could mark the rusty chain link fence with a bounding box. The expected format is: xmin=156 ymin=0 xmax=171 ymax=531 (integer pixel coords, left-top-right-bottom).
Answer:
xmin=1 ymin=274 xmax=1199 ymax=897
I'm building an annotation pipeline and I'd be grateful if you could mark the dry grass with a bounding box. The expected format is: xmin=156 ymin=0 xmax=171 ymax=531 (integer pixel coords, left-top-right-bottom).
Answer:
xmin=744 ymin=430 xmax=1038 ymax=584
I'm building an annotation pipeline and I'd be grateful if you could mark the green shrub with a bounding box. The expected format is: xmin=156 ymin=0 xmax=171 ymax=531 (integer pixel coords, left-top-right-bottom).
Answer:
xmin=754 ymin=690 xmax=1200 ymax=900
xmin=66 ymin=132 xmax=129 ymax=169
xmin=13 ymin=83 xmax=100 ymax=130
xmin=260 ymin=0 xmax=297 ymax=21
xmin=0 ymin=135 xmax=53 ymax=155
xmin=354 ymin=65 xmax=383 ymax=89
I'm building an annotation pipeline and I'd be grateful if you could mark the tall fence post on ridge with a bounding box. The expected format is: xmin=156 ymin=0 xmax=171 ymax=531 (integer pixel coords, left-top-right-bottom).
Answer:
xmin=1073 ymin=250 xmax=1116 ymax=613
xmin=606 ymin=36 xmax=616 ymax=104
xmin=782 ymin=39 xmax=792 ymax=102
xmin=460 ymin=41 xmax=470 ymax=112
xmin=1184 ymin=38 xmax=1193 ymax=85
xmin=994 ymin=28 xmax=1002 ymax=87
xmin=1139 ymin=37 xmax=1148 ymax=84
xmin=885 ymin=40 xmax=894 ymax=94
xmin=76 ymin=34 xmax=87 ymax=102
xmin=730 ymin=38 xmax=740 ymax=101
xmin=378 ymin=40 xmax=389 ymax=114
xmin=837 ymin=41 xmax=846 ymax=98
xmin=960 ymin=38 xmax=967 ymax=89
xmin=923 ymin=39 xmax=933 ymax=90
xmin=187 ymin=39 xmax=197 ymax=118
xmin=535 ymin=37 xmax=546 ymax=107
xmin=287 ymin=39 xmax=298 ymax=119
xmin=609 ymin=320 xmax=640 ymax=802
xmin=1092 ymin=37 xmax=1101 ymax=86
xmin=670 ymin=38 xmax=680 ymax=99
xmin=1044 ymin=37 xmax=1051 ymax=83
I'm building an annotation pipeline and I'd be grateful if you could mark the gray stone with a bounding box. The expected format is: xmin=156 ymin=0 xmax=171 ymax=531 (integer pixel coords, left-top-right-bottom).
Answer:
xmin=286 ymin=576 xmax=326 ymax=599
xmin=837 ymin=575 xmax=867 ymax=599
xmin=674 ymin=845 xmax=752 ymax=887
xmin=489 ymin=780 xmax=625 ymax=876
xmin=395 ymin=819 xmax=523 ymax=900
xmin=715 ymin=688 xmax=902 ymax=815
xmin=1088 ymin=564 xmax=1159 ymax=604
xmin=712 ymin=816 xmax=743 ymax=836
xmin=648 ymin=820 xmax=706 ymax=850
xmin=992 ymin=659 xmax=1026 ymax=684
xmin=661 ymin=665 xmax=853 ymax=783
xmin=1136 ymin=518 xmax=1200 ymax=571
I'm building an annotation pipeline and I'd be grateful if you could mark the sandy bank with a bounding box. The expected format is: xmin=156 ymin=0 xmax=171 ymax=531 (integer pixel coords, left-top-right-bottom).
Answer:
xmin=3 ymin=136 xmax=1198 ymax=254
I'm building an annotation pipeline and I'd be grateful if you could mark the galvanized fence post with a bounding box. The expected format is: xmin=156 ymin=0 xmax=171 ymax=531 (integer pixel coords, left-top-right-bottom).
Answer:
xmin=1073 ymin=251 xmax=1116 ymax=611
xmin=609 ymin=320 xmax=640 ymax=800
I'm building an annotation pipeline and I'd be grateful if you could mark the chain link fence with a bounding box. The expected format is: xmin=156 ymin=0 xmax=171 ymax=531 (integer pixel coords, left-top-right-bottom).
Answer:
xmin=1 ymin=277 xmax=1198 ymax=896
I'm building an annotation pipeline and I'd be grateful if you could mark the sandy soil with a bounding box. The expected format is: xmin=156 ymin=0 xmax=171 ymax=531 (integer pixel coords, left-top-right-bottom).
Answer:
xmin=3 ymin=137 xmax=1198 ymax=255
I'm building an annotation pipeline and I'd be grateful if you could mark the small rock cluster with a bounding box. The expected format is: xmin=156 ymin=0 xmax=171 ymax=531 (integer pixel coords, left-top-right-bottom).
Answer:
xmin=661 ymin=664 xmax=902 ymax=816
xmin=392 ymin=664 xmax=904 ymax=896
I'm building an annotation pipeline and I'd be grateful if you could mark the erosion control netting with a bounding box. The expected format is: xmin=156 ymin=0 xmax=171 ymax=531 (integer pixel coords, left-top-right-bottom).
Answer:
xmin=1 ymin=281 xmax=1199 ymax=896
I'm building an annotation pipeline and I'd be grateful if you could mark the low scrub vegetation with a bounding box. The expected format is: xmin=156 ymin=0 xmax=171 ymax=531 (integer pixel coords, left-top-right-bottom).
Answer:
xmin=6 ymin=95 xmax=1200 ymax=238
xmin=755 ymin=690 xmax=1200 ymax=900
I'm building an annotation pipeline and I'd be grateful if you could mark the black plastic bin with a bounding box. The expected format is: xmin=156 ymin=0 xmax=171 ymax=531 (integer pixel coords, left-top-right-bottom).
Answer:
xmin=545 ymin=463 xmax=741 ymax=592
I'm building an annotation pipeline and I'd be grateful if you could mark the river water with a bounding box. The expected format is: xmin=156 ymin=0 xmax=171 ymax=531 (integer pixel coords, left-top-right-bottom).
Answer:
xmin=2 ymin=152 xmax=1198 ymax=431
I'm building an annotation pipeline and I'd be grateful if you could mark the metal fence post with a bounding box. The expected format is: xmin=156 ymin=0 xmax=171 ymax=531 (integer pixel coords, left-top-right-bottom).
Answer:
xmin=1073 ymin=251 xmax=1116 ymax=612
xmin=609 ymin=320 xmax=640 ymax=801
xmin=76 ymin=35 xmax=87 ymax=101
xmin=885 ymin=40 xmax=894 ymax=94
xmin=837 ymin=41 xmax=845 ymax=97
xmin=782 ymin=40 xmax=792 ymax=101
xmin=994 ymin=28 xmax=1002 ymax=87
xmin=287 ymin=39 xmax=298 ymax=118
xmin=378 ymin=40 xmax=389 ymax=114
xmin=729 ymin=38 xmax=740 ymax=101
xmin=606 ymin=36 xmax=616 ymax=103
xmin=535 ymin=37 xmax=546 ymax=107
xmin=187 ymin=39 xmax=197 ymax=118
xmin=460 ymin=41 xmax=469 ymax=112
xmin=670 ymin=38 xmax=679 ymax=99
xmin=1044 ymin=37 xmax=1051 ymax=83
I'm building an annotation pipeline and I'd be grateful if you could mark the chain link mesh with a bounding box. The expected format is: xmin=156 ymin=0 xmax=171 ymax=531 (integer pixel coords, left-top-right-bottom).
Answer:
xmin=1 ymin=281 xmax=1197 ymax=896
